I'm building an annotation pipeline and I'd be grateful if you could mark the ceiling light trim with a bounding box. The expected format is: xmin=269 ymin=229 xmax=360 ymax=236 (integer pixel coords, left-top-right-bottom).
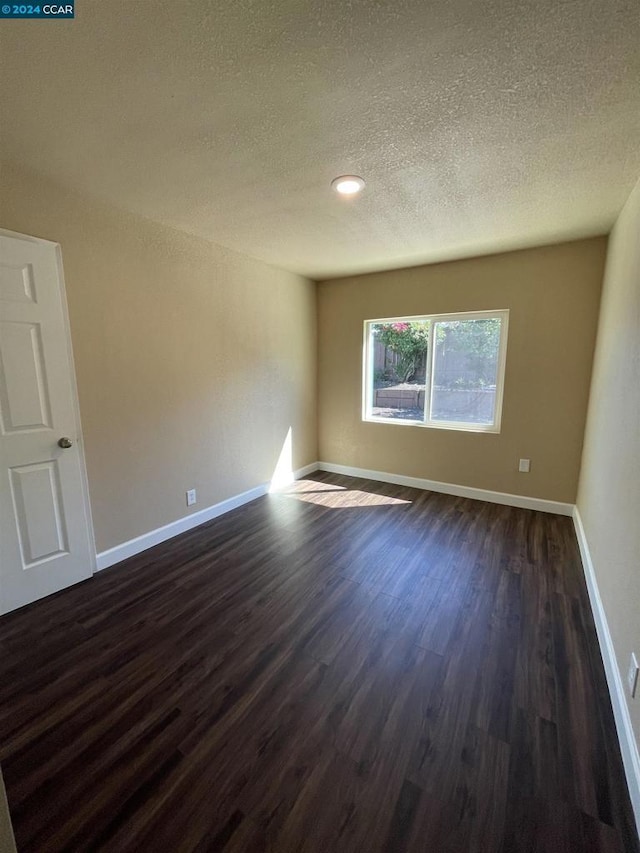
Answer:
xmin=331 ymin=175 xmax=366 ymax=196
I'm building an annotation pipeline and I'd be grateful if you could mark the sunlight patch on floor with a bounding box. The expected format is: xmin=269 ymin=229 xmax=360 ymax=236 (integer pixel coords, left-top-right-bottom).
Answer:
xmin=282 ymin=479 xmax=411 ymax=508
xmin=285 ymin=479 xmax=346 ymax=493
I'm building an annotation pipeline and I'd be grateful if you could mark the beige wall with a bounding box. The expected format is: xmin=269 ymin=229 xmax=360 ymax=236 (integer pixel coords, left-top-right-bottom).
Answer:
xmin=318 ymin=238 xmax=606 ymax=503
xmin=577 ymin=178 xmax=640 ymax=748
xmin=0 ymin=164 xmax=317 ymax=553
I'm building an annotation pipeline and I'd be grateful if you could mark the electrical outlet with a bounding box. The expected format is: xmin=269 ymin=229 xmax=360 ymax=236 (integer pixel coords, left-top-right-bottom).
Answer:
xmin=518 ymin=458 xmax=531 ymax=473
xmin=628 ymin=653 xmax=639 ymax=699
xmin=186 ymin=489 xmax=197 ymax=507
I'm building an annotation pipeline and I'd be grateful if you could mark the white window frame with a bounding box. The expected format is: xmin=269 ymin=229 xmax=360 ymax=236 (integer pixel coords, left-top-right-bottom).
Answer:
xmin=362 ymin=309 xmax=509 ymax=433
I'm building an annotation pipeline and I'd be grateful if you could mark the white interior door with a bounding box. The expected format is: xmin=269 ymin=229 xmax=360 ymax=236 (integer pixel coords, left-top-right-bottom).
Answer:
xmin=0 ymin=232 xmax=95 ymax=615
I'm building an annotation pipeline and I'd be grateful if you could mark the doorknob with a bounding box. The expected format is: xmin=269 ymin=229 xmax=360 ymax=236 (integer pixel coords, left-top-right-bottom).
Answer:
xmin=58 ymin=437 xmax=74 ymax=449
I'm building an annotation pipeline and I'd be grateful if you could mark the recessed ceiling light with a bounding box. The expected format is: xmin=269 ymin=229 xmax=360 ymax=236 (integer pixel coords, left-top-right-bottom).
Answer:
xmin=331 ymin=175 xmax=365 ymax=195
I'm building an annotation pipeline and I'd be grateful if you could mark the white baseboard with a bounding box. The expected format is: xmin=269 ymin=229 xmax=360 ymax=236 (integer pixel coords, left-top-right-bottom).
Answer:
xmin=573 ymin=507 xmax=640 ymax=836
xmin=95 ymin=462 xmax=320 ymax=572
xmin=317 ymin=461 xmax=574 ymax=515
xmin=96 ymin=460 xmax=571 ymax=571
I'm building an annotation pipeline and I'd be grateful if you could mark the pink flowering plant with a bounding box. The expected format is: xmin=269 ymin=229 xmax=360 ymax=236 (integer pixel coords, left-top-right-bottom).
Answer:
xmin=373 ymin=321 xmax=429 ymax=382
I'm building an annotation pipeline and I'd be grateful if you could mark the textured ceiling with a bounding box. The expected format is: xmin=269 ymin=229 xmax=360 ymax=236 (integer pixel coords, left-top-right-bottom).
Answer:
xmin=1 ymin=0 xmax=639 ymax=279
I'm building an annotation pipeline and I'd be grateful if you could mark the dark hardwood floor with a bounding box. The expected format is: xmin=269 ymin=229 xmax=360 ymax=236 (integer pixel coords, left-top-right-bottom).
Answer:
xmin=0 ymin=472 xmax=637 ymax=852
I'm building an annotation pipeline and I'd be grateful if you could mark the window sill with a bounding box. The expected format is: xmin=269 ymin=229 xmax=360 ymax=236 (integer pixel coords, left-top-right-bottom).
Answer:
xmin=362 ymin=416 xmax=502 ymax=434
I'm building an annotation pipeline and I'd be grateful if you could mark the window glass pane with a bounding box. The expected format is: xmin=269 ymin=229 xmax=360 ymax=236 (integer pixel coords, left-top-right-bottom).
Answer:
xmin=430 ymin=318 xmax=502 ymax=425
xmin=369 ymin=321 xmax=429 ymax=423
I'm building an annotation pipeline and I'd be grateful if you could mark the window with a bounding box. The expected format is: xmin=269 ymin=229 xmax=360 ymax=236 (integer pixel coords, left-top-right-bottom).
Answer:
xmin=363 ymin=310 xmax=509 ymax=432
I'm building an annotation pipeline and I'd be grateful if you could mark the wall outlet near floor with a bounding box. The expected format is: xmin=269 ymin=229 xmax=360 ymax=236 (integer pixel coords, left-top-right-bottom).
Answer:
xmin=518 ymin=458 xmax=531 ymax=473
xmin=628 ymin=653 xmax=639 ymax=699
xmin=186 ymin=489 xmax=197 ymax=507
